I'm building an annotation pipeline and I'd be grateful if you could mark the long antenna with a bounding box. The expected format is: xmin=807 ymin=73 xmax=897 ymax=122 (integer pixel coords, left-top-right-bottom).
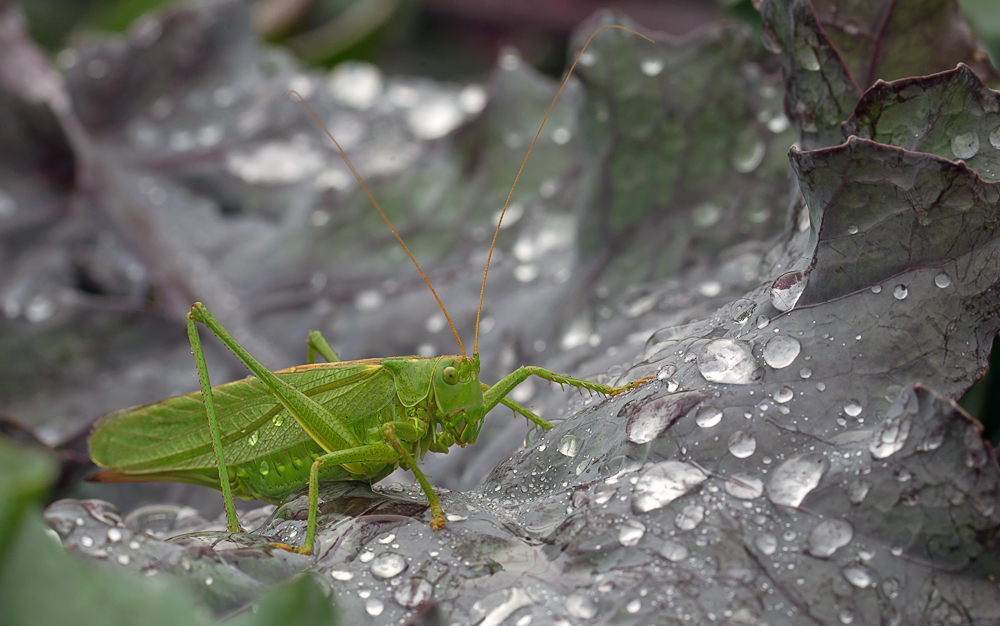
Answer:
xmin=474 ymin=25 xmax=654 ymax=355
xmin=287 ymin=91 xmax=467 ymax=359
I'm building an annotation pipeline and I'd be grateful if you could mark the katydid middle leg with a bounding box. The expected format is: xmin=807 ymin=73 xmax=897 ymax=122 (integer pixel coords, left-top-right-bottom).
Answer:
xmin=306 ymin=330 xmax=339 ymax=364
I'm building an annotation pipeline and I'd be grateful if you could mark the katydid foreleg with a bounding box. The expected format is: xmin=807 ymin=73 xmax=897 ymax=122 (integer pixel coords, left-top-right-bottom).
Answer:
xmin=483 ymin=366 xmax=645 ymax=416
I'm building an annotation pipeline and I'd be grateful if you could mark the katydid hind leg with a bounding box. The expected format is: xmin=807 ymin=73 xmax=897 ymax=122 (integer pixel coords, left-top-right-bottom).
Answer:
xmin=186 ymin=312 xmax=242 ymax=534
xmin=189 ymin=303 xmax=362 ymax=453
xmin=306 ymin=330 xmax=340 ymax=364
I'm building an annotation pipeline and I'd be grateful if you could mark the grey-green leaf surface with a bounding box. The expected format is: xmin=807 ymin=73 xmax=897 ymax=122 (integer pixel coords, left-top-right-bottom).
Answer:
xmin=1 ymin=0 xmax=999 ymax=623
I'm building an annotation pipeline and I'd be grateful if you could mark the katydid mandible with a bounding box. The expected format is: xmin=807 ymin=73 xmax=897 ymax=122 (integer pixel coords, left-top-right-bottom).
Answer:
xmin=88 ymin=25 xmax=654 ymax=555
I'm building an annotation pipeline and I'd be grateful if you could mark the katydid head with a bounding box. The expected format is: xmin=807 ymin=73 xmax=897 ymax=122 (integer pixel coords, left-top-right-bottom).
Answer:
xmin=432 ymin=353 xmax=485 ymax=447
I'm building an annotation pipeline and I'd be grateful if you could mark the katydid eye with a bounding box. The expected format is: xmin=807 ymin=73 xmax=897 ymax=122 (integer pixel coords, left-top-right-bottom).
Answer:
xmin=442 ymin=366 xmax=458 ymax=384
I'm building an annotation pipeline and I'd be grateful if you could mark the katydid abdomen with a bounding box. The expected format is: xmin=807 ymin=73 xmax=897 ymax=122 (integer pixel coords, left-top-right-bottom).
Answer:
xmin=89 ymin=359 xmax=432 ymax=504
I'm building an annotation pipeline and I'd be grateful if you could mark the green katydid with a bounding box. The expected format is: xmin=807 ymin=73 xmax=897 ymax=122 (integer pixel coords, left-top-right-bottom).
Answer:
xmin=88 ymin=25 xmax=654 ymax=555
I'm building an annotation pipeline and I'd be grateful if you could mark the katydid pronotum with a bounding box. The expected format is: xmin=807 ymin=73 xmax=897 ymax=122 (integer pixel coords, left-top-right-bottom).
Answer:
xmin=88 ymin=25 xmax=654 ymax=554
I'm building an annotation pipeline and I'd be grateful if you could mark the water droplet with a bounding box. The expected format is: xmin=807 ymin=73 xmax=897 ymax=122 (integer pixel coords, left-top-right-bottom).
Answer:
xmin=626 ymin=598 xmax=641 ymax=614
xmin=355 ymin=289 xmax=384 ymax=311
xmin=755 ymin=533 xmax=777 ymax=555
xmin=773 ymin=387 xmax=794 ymax=403
xmin=767 ymin=114 xmax=789 ymax=133
xmin=626 ymin=395 xmax=693 ymax=444
xmin=839 ymin=610 xmax=854 ymax=624
xmin=763 ymin=335 xmax=801 ymax=369
xmin=756 ymin=315 xmax=770 ymax=329
xmin=272 ymin=415 xmax=284 ymax=427
xmin=458 ymin=85 xmax=487 ymax=114
xmin=843 ymin=400 xmax=862 ymax=417
xmin=694 ymin=406 xmax=723 ymax=428
xmin=371 ymin=551 xmax=407 ymax=579
xmin=893 ymin=284 xmax=908 ymax=299
xmin=770 ymin=270 xmax=808 ymax=311
xmin=807 ymin=519 xmax=854 ymax=557
xmin=328 ymin=62 xmax=383 ymax=109
xmin=697 ymin=339 xmax=761 ymax=384
xmin=566 ymin=594 xmax=598 ymax=619
xmin=767 ymin=456 xmax=826 ymax=508
xmin=259 ymin=460 xmax=270 ymax=476
xmin=80 ymin=535 xmax=94 ymax=548
xmin=658 ymin=539 xmax=689 ymax=562
xmin=106 ymin=528 xmax=122 ymax=542
xmin=799 ymin=367 xmax=812 ymax=379
xmin=578 ymin=50 xmax=597 ymax=67
xmin=847 ymin=224 xmax=859 ymax=234
xmin=842 ymin=564 xmax=874 ymax=588
xmin=618 ymin=519 xmax=646 ymax=546
xmin=728 ymin=430 xmax=756 ymax=458
xmin=724 ymin=474 xmax=763 ymax=500
xmin=365 ymin=599 xmax=384 ymax=616
xmin=247 ymin=431 xmax=259 ymax=446
xmin=730 ymin=299 xmax=755 ymax=324
xmin=551 ymin=127 xmax=572 ymax=145
xmin=640 ymin=58 xmax=664 ymax=76
xmin=882 ymin=577 xmax=901 ymax=599
xmin=204 ymin=575 xmax=214 ymax=586
xmin=951 ymin=131 xmax=980 ymax=159
xmin=796 ymin=46 xmax=821 ymax=71
xmin=632 ymin=461 xmax=707 ymax=512
xmin=732 ymin=136 xmax=766 ymax=173
xmin=408 ymin=97 xmax=463 ymax=140
xmin=226 ymin=141 xmax=324 ymax=184
xmin=870 ymin=401 xmax=913 ymax=459
xmin=116 ymin=554 xmax=131 ymax=565
xmin=692 ymin=202 xmax=722 ymax=228
xmin=394 ymin=576 xmax=433 ymax=607
xmin=558 ymin=434 xmax=581 ymax=457
xmin=675 ymin=503 xmax=704 ymax=530
xmin=25 ymin=295 xmax=56 ymax=323
xmin=330 ymin=570 xmax=354 ymax=581
xmin=934 ymin=272 xmax=951 ymax=288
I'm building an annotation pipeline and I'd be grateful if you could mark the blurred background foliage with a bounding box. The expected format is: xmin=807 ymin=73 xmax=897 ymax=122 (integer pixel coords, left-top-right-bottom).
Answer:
xmin=19 ymin=0 xmax=1000 ymax=440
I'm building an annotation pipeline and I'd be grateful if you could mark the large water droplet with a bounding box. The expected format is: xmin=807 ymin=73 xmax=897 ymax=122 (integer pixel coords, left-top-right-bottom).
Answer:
xmin=355 ymin=289 xmax=384 ymax=311
xmin=626 ymin=394 xmax=699 ymax=444
xmin=951 ymin=131 xmax=980 ymax=159
xmin=755 ymin=533 xmax=777 ymax=555
xmin=258 ymin=460 xmax=269 ymax=476
xmin=767 ymin=456 xmax=826 ymax=508
xmin=847 ymin=479 xmax=871 ymax=504
xmin=675 ymin=503 xmax=704 ymax=530
xmin=773 ymin=387 xmax=793 ymax=403
xmin=618 ymin=519 xmax=646 ymax=546
xmin=770 ymin=270 xmax=808 ymax=311
xmin=247 ymin=431 xmax=259 ymax=446
xmin=330 ymin=570 xmax=354 ymax=581
xmin=697 ymin=339 xmax=760 ymax=384
xmin=842 ymin=564 xmax=874 ymax=588
xmin=807 ymin=519 xmax=853 ymax=557
xmin=632 ymin=462 xmax=707 ymax=513
xmin=394 ymin=576 xmax=433 ymax=607
xmin=728 ymin=430 xmax=756 ymax=458
xmin=724 ymin=474 xmax=763 ymax=500
xmin=934 ymin=272 xmax=951 ymax=288
xmin=695 ymin=406 xmax=723 ymax=428
xmin=762 ymin=335 xmax=801 ymax=369
xmin=893 ymin=284 xmax=908 ymax=300
xmin=408 ymin=97 xmax=463 ymax=140
xmin=843 ymin=400 xmax=862 ymax=417
xmin=365 ymin=599 xmax=384 ymax=616
xmin=328 ymin=62 xmax=383 ymax=109
xmin=870 ymin=391 xmax=915 ymax=458
xmin=566 ymin=594 xmax=598 ymax=619
xmin=558 ymin=434 xmax=581 ymax=457
xmin=371 ymin=551 xmax=407 ymax=579
xmin=640 ymin=58 xmax=664 ymax=76
xmin=730 ymin=299 xmax=756 ymax=324
xmin=658 ymin=539 xmax=689 ymax=562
